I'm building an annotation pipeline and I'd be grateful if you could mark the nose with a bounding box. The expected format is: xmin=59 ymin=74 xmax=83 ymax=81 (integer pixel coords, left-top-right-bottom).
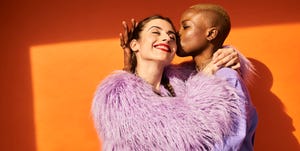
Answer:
xmin=161 ymin=32 xmax=171 ymax=42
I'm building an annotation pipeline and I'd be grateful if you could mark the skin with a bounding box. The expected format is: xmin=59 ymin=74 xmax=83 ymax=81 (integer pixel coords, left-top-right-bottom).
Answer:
xmin=130 ymin=18 xmax=177 ymax=91
xmin=177 ymin=7 xmax=239 ymax=73
xmin=178 ymin=8 xmax=218 ymax=71
xmin=120 ymin=19 xmax=240 ymax=74
xmin=178 ymin=9 xmax=212 ymax=57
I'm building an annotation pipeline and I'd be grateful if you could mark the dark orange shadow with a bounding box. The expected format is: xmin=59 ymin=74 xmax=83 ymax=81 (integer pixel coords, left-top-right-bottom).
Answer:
xmin=248 ymin=58 xmax=300 ymax=151
xmin=0 ymin=46 xmax=36 ymax=150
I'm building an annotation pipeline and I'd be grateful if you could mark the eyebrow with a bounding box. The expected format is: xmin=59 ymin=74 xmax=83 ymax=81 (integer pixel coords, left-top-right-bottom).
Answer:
xmin=148 ymin=26 xmax=176 ymax=35
xmin=181 ymin=20 xmax=189 ymax=24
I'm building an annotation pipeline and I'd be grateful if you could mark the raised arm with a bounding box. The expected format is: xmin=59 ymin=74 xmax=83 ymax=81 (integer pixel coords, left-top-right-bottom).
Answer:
xmin=119 ymin=19 xmax=137 ymax=72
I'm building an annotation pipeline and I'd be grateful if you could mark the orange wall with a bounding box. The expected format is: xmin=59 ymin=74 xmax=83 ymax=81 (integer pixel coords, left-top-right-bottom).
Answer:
xmin=1 ymin=0 xmax=299 ymax=151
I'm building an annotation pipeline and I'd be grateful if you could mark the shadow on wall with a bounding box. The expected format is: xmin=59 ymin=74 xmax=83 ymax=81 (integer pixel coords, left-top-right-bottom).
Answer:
xmin=248 ymin=58 xmax=300 ymax=151
xmin=0 ymin=45 xmax=36 ymax=151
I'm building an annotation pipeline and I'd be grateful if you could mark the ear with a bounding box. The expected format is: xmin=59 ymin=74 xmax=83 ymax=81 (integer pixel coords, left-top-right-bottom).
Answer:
xmin=130 ymin=39 xmax=139 ymax=52
xmin=206 ymin=27 xmax=218 ymax=41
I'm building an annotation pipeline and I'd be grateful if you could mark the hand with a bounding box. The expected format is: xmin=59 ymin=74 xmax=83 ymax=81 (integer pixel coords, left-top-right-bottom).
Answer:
xmin=120 ymin=19 xmax=137 ymax=72
xmin=201 ymin=61 xmax=220 ymax=75
xmin=212 ymin=46 xmax=241 ymax=70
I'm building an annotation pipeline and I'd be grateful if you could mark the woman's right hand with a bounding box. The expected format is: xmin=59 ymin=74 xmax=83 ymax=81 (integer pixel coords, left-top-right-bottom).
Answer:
xmin=212 ymin=46 xmax=240 ymax=69
xmin=202 ymin=46 xmax=241 ymax=75
xmin=120 ymin=19 xmax=137 ymax=72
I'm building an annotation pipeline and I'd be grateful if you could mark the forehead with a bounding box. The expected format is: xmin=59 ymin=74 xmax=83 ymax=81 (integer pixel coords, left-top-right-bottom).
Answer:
xmin=143 ymin=19 xmax=175 ymax=31
xmin=180 ymin=8 xmax=205 ymax=22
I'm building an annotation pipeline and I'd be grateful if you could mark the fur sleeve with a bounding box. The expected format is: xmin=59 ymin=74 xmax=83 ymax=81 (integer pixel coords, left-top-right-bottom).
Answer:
xmin=91 ymin=70 xmax=157 ymax=150
xmin=91 ymin=70 xmax=243 ymax=150
xmin=184 ymin=73 xmax=243 ymax=149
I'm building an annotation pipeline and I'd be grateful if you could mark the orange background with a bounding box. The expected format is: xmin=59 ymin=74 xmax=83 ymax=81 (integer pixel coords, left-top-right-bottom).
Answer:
xmin=1 ymin=0 xmax=299 ymax=151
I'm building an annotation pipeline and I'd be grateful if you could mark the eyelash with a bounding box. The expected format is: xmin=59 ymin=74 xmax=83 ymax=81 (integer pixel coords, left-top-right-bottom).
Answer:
xmin=182 ymin=25 xmax=189 ymax=29
xmin=152 ymin=31 xmax=176 ymax=40
xmin=169 ymin=35 xmax=176 ymax=40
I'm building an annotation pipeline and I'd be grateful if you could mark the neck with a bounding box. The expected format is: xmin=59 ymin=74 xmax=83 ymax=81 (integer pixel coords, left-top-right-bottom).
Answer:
xmin=193 ymin=45 xmax=218 ymax=71
xmin=135 ymin=61 xmax=164 ymax=92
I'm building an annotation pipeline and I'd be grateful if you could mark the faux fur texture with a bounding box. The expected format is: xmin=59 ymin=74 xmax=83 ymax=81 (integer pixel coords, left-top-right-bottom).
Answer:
xmin=91 ymin=70 xmax=244 ymax=151
xmin=224 ymin=45 xmax=256 ymax=87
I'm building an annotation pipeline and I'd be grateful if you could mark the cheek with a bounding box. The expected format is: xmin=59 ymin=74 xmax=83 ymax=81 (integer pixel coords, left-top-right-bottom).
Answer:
xmin=181 ymin=32 xmax=194 ymax=46
xmin=181 ymin=31 xmax=196 ymax=47
xmin=182 ymin=30 xmax=193 ymax=40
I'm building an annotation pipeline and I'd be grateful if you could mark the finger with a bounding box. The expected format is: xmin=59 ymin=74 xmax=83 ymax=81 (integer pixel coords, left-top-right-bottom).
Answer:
xmin=215 ymin=53 xmax=234 ymax=67
xmin=131 ymin=19 xmax=135 ymax=28
xmin=130 ymin=19 xmax=135 ymax=33
xmin=223 ymin=57 xmax=238 ymax=67
xmin=120 ymin=33 xmax=125 ymax=48
xmin=122 ymin=21 xmax=128 ymax=31
xmin=213 ymin=47 xmax=237 ymax=61
xmin=130 ymin=18 xmax=138 ymax=34
xmin=215 ymin=49 xmax=238 ymax=66
xmin=122 ymin=21 xmax=129 ymax=42
xmin=131 ymin=18 xmax=138 ymax=28
xmin=212 ymin=48 xmax=232 ymax=63
xmin=213 ymin=51 xmax=227 ymax=64
xmin=212 ymin=49 xmax=223 ymax=61
xmin=230 ymin=62 xmax=241 ymax=70
xmin=224 ymin=55 xmax=239 ymax=66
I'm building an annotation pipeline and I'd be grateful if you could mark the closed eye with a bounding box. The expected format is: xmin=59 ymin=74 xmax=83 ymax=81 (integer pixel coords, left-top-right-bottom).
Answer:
xmin=182 ymin=25 xmax=189 ymax=29
xmin=152 ymin=31 xmax=160 ymax=34
xmin=169 ymin=34 xmax=176 ymax=40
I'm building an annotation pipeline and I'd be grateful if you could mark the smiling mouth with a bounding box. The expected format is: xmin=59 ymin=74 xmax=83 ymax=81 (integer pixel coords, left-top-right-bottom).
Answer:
xmin=154 ymin=44 xmax=171 ymax=52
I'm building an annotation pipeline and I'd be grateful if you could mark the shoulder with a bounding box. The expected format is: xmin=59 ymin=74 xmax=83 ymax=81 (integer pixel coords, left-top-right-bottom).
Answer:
xmin=215 ymin=67 xmax=244 ymax=86
xmin=99 ymin=70 xmax=139 ymax=87
xmin=91 ymin=70 xmax=149 ymax=116
xmin=165 ymin=60 xmax=195 ymax=81
xmin=215 ymin=68 xmax=250 ymax=100
xmin=215 ymin=67 xmax=240 ymax=79
xmin=101 ymin=70 xmax=136 ymax=83
xmin=93 ymin=70 xmax=143 ymax=96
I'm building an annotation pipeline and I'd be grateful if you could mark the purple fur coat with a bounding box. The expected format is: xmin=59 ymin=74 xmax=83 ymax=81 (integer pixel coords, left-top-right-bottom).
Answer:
xmin=91 ymin=66 xmax=246 ymax=150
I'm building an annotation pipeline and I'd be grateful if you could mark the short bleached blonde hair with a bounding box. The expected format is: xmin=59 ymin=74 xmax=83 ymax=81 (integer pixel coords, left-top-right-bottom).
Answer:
xmin=190 ymin=4 xmax=231 ymax=44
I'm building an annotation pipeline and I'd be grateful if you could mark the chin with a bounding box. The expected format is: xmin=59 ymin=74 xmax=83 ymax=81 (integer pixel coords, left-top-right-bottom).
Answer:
xmin=176 ymin=45 xmax=189 ymax=57
xmin=176 ymin=50 xmax=188 ymax=57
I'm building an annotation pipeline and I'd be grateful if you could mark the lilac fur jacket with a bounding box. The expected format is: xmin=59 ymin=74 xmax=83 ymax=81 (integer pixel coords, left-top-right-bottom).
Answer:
xmin=91 ymin=63 xmax=255 ymax=151
xmin=167 ymin=60 xmax=258 ymax=151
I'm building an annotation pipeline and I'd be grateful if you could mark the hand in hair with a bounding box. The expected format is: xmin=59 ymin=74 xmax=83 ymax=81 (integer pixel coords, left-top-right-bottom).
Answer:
xmin=120 ymin=19 xmax=138 ymax=72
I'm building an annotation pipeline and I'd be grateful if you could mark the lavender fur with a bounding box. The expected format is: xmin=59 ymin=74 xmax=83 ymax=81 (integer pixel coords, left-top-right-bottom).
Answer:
xmin=91 ymin=68 xmax=244 ymax=150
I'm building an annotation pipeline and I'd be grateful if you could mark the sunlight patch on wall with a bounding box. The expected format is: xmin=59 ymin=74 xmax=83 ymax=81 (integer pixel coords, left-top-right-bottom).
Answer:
xmin=29 ymin=39 xmax=120 ymax=151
